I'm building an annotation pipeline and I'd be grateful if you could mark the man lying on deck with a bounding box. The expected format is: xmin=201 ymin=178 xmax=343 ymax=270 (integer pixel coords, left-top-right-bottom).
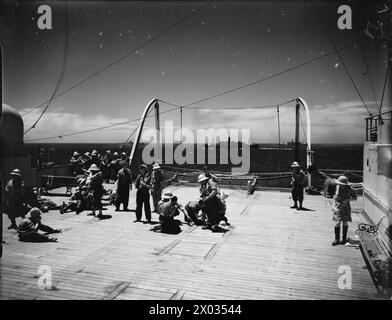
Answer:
xmin=17 ymin=208 xmax=61 ymax=242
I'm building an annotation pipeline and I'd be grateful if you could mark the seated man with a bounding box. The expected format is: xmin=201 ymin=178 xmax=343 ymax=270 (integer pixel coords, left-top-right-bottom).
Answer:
xmin=184 ymin=200 xmax=206 ymax=226
xmin=199 ymin=174 xmax=223 ymax=230
xmin=59 ymin=186 xmax=88 ymax=214
xmin=17 ymin=207 xmax=61 ymax=242
xmin=154 ymin=192 xmax=182 ymax=234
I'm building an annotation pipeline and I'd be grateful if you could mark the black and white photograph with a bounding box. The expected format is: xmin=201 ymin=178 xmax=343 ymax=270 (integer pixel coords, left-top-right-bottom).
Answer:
xmin=0 ymin=0 xmax=391 ymax=306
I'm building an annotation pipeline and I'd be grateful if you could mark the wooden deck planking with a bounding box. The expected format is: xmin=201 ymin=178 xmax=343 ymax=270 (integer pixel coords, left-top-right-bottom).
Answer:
xmin=0 ymin=187 xmax=384 ymax=300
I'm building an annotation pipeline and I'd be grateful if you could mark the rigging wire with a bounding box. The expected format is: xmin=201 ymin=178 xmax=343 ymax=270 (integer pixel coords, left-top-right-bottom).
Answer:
xmin=21 ymin=1 xmax=212 ymax=117
xmin=26 ymin=39 xmax=362 ymax=142
xmin=125 ymin=105 xmax=155 ymax=143
xmin=24 ymin=1 xmax=69 ymax=134
xmin=379 ymin=55 xmax=391 ymax=114
xmin=158 ymin=98 xmax=296 ymax=110
xmin=177 ymin=99 xmax=296 ymax=110
xmin=24 ymin=106 xmax=181 ymax=142
xmin=310 ymin=0 xmax=371 ymax=115
xmin=158 ymin=39 xmax=363 ymax=110
xmin=362 ymin=55 xmax=380 ymax=107
xmin=360 ymin=42 xmax=380 ymax=110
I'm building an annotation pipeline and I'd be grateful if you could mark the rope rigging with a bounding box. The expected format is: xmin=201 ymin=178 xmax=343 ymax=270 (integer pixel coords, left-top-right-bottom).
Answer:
xmin=24 ymin=105 xmax=182 ymax=142
xmin=23 ymin=2 xmax=367 ymax=143
xmin=379 ymin=54 xmax=391 ymax=114
xmin=159 ymin=41 xmax=363 ymax=110
xmin=310 ymin=0 xmax=372 ymax=116
xmin=24 ymin=1 xmax=69 ymax=134
xmin=21 ymin=1 xmax=212 ymax=119
xmin=125 ymin=104 xmax=156 ymax=143
xmin=25 ymin=36 xmax=363 ymax=142
xmin=362 ymin=55 xmax=380 ymax=111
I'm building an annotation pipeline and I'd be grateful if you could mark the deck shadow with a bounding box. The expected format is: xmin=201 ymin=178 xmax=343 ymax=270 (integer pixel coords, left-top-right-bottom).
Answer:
xmin=297 ymin=207 xmax=315 ymax=212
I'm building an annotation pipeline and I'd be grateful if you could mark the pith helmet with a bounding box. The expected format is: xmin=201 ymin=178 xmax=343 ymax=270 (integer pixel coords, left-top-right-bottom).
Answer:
xmin=10 ymin=169 xmax=21 ymax=176
xmin=198 ymin=174 xmax=209 ymax=183
xmin=291 ymin=161 xmax=300 ymax=168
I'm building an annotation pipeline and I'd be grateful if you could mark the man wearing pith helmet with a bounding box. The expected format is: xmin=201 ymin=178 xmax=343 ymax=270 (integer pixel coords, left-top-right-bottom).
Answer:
xmin=17 ymin=207 xmax=61 ymax=242
xmin=290 ymin=161 xmax=306 ymax=210
xmin=87 ymin=164 xmax=104 ymax=219
xmin=151 ymin=163 xmax=164 ymax=213
xmin=331 ymin=175 xmax=357 ymax=246
xmin=134 ymin=164 xmax=152 ymax=223
xmin=4 ymin=169 xmax=26 ymax=230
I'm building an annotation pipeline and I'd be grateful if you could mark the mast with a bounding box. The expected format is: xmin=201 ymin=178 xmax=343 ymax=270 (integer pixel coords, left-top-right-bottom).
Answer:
xmin=294 ymin=101 xmax=300 ymax=161
xmin=129 ymin=98 xmax=158 ymax=167
xmin=154 ymin=100 xmax=162 ymax=163
xmin=297 ymin=97 xmax=312 ymax=188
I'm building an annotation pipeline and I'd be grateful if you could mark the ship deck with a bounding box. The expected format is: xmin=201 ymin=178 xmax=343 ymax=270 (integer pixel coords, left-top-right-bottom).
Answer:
xmin=0 ymin=185 xmax=384 ymax=300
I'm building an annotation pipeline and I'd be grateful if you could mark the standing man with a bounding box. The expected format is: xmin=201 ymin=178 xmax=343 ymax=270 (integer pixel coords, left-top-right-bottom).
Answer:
xmin=290 ymin=161 xmax=306 ymax=210
xmin=81 ymin=152 xmax=92 ymax=172
xmin=86 ymin=164 xmax=104 ymax=219
xmin=331 ymin=175 xmax=357 ymax=246
xmin=69 ymin=151 xmax=82 ymax=176
xmin=4 ymin=169 xmax=27 ymax=229
xmin=115 ymin=160 xmax=132 ymax=211
xmin=109 ymin=152 xmax=121 ymax=181
xmin=150 ymin=163 xmax=164 ymax=213
xmin=90 ymin=150 xmax=100 ymax=166
xmin=134 ymin=164 xmax=151 ymax=223
xmin=120 ymin=152 xmax=128 ymax=167
xmin=100 ymin=150 xmax=112 ymax=182
xmin=202 ymin=165 xmax=219 ymax=182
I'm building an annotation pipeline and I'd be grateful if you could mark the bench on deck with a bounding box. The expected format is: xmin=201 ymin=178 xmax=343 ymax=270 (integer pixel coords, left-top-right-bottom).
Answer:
xmin=355 ymin=217 xmax=392 ymax=291
xmin=40 ymin=175 xmax=79 ymax=195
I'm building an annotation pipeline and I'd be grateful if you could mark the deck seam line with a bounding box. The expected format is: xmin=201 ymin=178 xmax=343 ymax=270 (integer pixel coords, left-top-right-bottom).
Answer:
xmin=102 ymin=281 xmax=131 ymax=300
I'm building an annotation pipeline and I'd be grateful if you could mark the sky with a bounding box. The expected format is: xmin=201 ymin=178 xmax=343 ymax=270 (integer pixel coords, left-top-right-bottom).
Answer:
xmin=0 ymin=0 xmax=390 ymax=144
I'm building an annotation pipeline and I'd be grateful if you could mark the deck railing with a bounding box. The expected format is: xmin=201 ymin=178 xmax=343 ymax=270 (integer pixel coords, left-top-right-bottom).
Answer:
xmin=365 ymin=110 xmax=392 ymax=142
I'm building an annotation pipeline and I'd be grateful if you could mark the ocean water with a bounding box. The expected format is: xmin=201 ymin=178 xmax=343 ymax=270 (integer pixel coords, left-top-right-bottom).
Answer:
xmin=24 ymin=143 xmax=363 ymax=173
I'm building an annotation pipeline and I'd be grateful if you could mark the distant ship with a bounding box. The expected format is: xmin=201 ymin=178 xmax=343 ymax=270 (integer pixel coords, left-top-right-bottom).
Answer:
xmin=253 ymin=140 xmax=306 ymax=151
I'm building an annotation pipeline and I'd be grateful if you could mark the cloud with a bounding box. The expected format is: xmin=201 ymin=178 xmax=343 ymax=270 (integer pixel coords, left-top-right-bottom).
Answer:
xmin=182 ymin=100 xmax=371 ymax=143
xmin=20 ymin=107 xmax=138 ymax=143
xmin=12 ymin=99 xmax=371 ymax=144
xmin=312 ymin=100 xmax=377 ymax=115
